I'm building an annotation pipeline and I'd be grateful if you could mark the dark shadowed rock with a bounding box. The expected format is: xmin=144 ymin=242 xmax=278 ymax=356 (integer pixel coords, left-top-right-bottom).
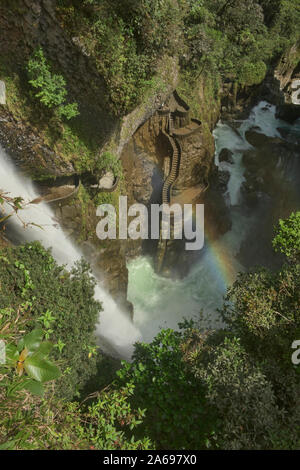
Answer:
xmin=277 ymin=127 xmax=300 ymax=146
xmin=219 ymin=148 xmax=234 ymax=164
xmin=245 ymin=129 xmax=283 ymax=148
xmin=276 ymin=103 xmax=300 ymax=123
xmin=217 ymin=169 xmax=230 ymax=193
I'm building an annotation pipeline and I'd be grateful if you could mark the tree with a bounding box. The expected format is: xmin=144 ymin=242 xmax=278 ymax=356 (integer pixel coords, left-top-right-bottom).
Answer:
xmin=272 ymin=211 xmax=300 ymax=261
xmin=0 ymin=242 xmax=101 ymax=399
xmin=94 ymin=151 xmax=122 ymax=179
xmin=190 ymin=336 xmax=284 ymax=449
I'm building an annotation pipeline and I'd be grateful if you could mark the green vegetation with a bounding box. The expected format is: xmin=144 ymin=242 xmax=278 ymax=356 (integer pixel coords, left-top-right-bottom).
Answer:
xmin=114 ymin=213 xmax=300 ymax=449
xmin=0 ymin=242 xmax=100 ymax=399
xmin=1 ymin=0 xmax=298 ymax=178
xmin=0 ymin=53 xmax=101 ymax=176
xmin=0 ymin=0 xmax=299 ymax=451
xmin=0 ymin=242 xmax=151 ymax=450
xmin=27 ymin=48 xmax=79 ymax=120
xmin=273 ymin=211 xmax=300 ymax=260
xmin=94 ymin=151 xmax=122 ymax=179
xmin=3 ymin=327 xmax=60 ymax=398
xmin=56 ymin=0 xmax=183 ymax=114
xmin=0 ymin=213 xmax=299 ymax=449
xmin=117 ymin=327 xmax=216 ymax=449
xmin=55 ymin=0 xmax=299 ymax=114
xmin=183 ymin=0 xmax=300 ymax=85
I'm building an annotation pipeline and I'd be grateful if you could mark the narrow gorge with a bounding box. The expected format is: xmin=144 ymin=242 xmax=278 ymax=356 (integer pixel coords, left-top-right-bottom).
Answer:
xmin=0 ymin=0 xmax=299 ymax=451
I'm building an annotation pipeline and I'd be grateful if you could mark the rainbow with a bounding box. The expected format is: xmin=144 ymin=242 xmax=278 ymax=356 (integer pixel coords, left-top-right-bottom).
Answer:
xmin=205 ymin=236 xmax=237 ymax=289
xmin=190 ymin=204 xmax=238 ymax=290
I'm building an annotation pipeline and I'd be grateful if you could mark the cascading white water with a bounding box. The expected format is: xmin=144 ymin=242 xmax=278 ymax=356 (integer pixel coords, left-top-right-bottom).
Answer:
xmin=213 ymin=101 xmax=291 ymax=206
xmin=0 ymin=145 xmax=141 ymax=360
xmin=128 ymin=101 xmax=300 ymax=341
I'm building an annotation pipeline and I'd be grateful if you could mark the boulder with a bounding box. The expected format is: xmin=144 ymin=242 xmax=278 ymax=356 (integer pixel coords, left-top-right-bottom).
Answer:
xmin=217 ymin=169 xmax=230 ymax=193
xmin=245 ymin=129 xmax=282 ymax=148
xmin=219 ymin=148 xmax=234 ymax=164
xmin=99 ymin=171 xmax=115 ymax=189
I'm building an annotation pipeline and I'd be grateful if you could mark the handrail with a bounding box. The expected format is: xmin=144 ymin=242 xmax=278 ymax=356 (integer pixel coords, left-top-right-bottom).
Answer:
xmin=30 ymin=178 xmax=80 ymax=205
xmin=157 ymin=113 xmax=181 ymax=272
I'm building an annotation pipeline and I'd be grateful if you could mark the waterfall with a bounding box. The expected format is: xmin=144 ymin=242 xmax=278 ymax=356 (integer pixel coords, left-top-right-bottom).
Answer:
xmin=1 ymin=101 xmax=299 ymax=352
xmin=0 ymin=145 xmax=141 ymax=360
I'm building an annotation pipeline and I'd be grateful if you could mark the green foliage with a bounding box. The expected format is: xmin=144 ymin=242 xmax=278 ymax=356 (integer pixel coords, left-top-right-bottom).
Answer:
xmin=221 ymin=264 xmax=300 ymax=368
xmin=78 ymin=384 xmax=152 ymax=450
xmin=238 ymin=60 xmax=267 ymax=86
xmin=190 ymin=335 xmax=285 ymax=449
xmin=117 ymin=328 xmax=217 ymax=449
xmin=56 ymin=0 xmax=183 ymax=114
xmin=183 ymin=0 xmax=300 ymax=86
xmin=0 ymin=56 xmax=98 ymax=177
xmin=0 ymin=256 xmax=151 ymax=450
xmin=94 ymin=151 xmax=122 ymax=179
xmin=0 ymin=242 xmax=101 ymax=399
xmin=213 ymin=216 xmax=300 ymax=448
xmin=114 ymin=211 xmax=300 ymax=450
xmin=1 ymin=328 xmax=60 ymax=398
xmin=1 ymin=209 xmax=299 ymax=449
xmin=27 ymin=48 xmax=79 ymax=120
xmin=273 ymin=211 xmax=300 ymax=260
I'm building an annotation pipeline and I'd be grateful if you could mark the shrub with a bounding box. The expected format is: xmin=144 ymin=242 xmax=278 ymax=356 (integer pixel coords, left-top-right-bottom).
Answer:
xmin=272 ymin=211 xmax=300 ymax=261
xmin=117 ymin=328 xmax=217 ymax=449
xmin=77 ymin=384 xmax=153 ymax=450
xmin=238 ymin=60 xmax=267 ymax=86
xmin=94 ymin=151 xmax=122 ymax=179
xmin=0 ymin=242 xmax=100 ymax=399
xmin=0 ymin=326 xmax=151 ymax=449
xmin=192 ymin=336 xmax=283 ymax=449
xmin=0 ymin=251 xmax=152 ymax=450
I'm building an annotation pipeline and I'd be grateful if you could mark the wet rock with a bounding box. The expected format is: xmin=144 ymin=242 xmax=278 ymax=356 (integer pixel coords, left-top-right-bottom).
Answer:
xmin=242 ymin=149 xmax=260 ymax=169
xmin=277 ymin=126 xmax=300 ymax=146
xmin=276 ymin=103 xmax=300 ymax=123
xmin=241 ymin=179 xmax=265 ymax=207
xmin=203 ymin=167 xmax=232 ymax=240
xmin=217 ymin=169 xmax=230 ymax=193
xmin=219 ymin=148 xmax=234 ymax=164
xmin=243 ymin=139 xmax=295 ymax=175
xmin=277 ymin=127 xmax=291 ymax=140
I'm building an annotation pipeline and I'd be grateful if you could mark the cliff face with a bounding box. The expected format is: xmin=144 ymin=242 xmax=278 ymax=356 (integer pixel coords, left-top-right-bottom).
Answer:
xmin=0 ymin=0 xmax=180 ymax=308
xmin=0 ymin=0 xmax=119 ymax=177
xmin=120 ymin=89 xmax=232 ymax=277
xmin=0 ymin=1 xmax=180 ymax=178
xmin=261 ymin=43 xmax=300 ymax=122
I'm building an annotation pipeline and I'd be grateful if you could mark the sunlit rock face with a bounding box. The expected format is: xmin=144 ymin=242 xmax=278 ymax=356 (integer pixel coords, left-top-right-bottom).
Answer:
xmin=262 ymin=44 xmax=300 ymax=123
xmin=120 ymin=91 xmax=220 ymax=277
